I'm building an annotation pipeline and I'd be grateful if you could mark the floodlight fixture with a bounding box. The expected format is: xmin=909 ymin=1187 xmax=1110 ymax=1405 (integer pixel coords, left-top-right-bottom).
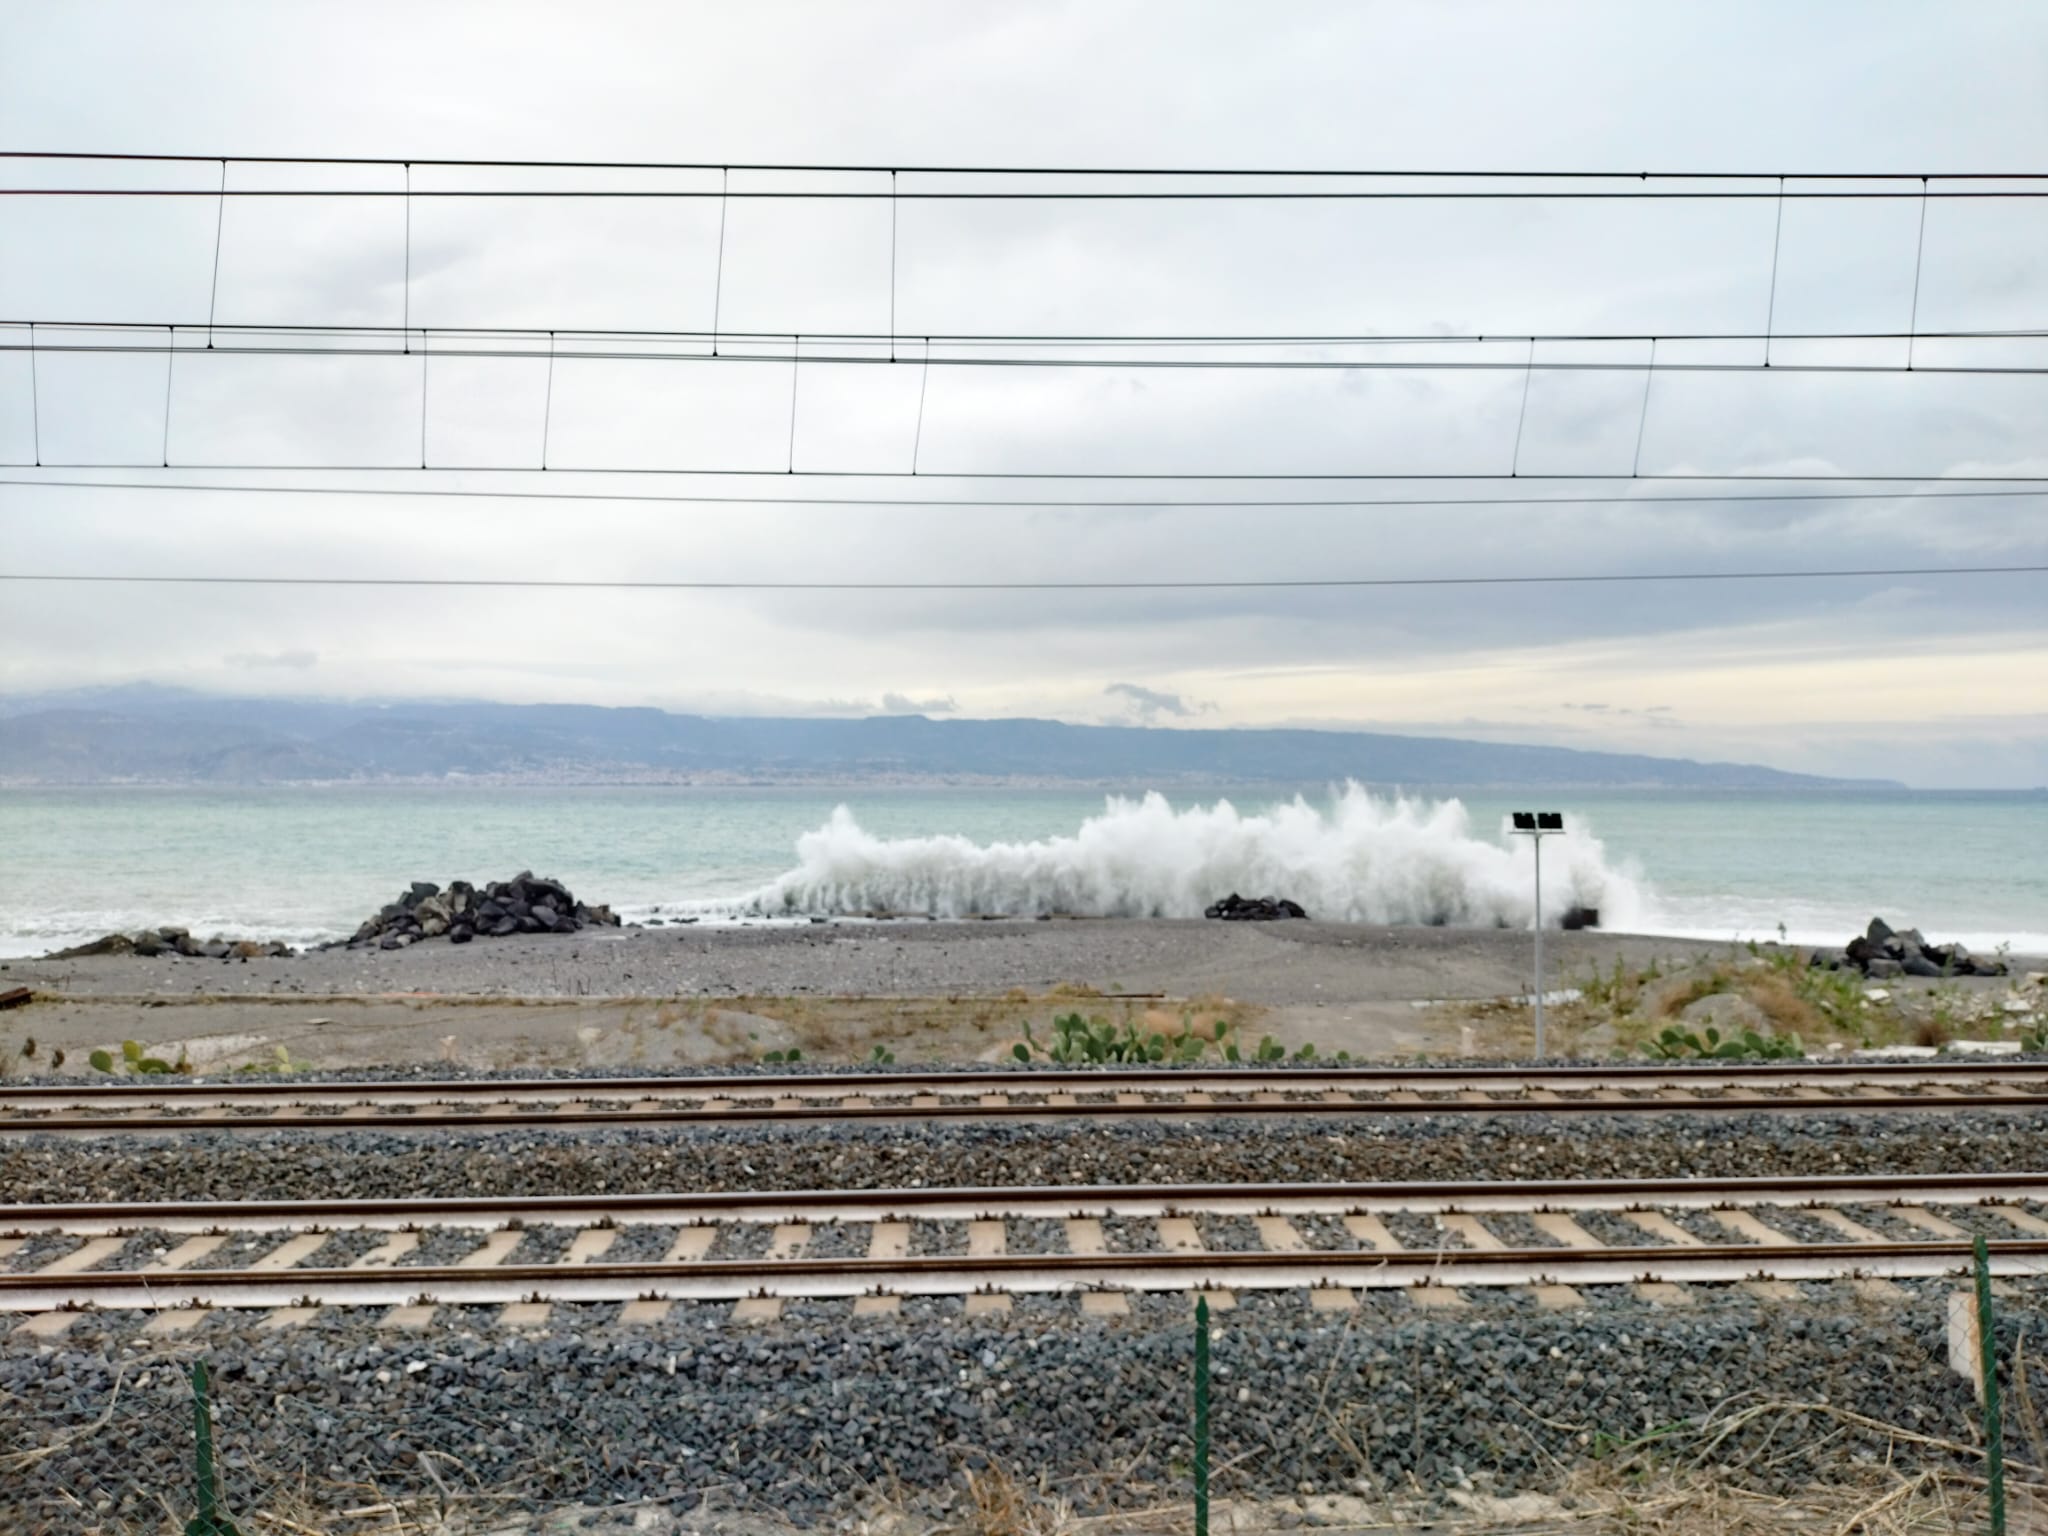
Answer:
xmin=1509 ymin=811 xmax=1565 ymax=1059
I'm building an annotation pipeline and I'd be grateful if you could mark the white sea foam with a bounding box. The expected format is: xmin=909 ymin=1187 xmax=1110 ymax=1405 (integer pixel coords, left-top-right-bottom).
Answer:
xmin=726 ymin=784 xmax=1650 ymax=928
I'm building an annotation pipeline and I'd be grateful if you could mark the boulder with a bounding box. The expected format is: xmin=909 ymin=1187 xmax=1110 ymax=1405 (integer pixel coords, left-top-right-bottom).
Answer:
xmin=1204 ymin=893 xmax=1309 ymax=921
xmin=1867 ymin=916 xmax=1895 ymax=946
xmin=44 ymin=933 xmax=137 ymax=959
xmin=1679 ymin=992 xmax=1769 ymax=1033
xmin=1866 ymin=957 xmax=1904 ymax=979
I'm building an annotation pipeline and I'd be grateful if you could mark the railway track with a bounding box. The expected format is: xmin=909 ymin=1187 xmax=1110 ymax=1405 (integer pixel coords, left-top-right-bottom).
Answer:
xmin=9 ymin=1172 xmax=2048 ymax=1318
xmin=4 ymin=1060 xmax=2045 ymax=1132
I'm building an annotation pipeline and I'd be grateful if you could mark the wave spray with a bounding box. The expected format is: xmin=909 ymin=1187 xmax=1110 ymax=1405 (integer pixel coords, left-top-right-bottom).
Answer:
xmin=736 ymin=784 xmax=1648 ymax=927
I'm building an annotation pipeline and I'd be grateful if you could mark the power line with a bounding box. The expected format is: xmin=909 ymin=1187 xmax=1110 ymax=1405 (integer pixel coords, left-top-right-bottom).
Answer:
xmin=3 ymin=331 xmax=2040 ymax=375
xmin=6 ymin=151 xmax=2042 ymax=178
xmin=10 ymin=186 xmax=2047 ymax=201
xmin=1 ymin=566 xmax=2038 ymax=593
xmin=7 ymin=477 xmax=2045 ymax=513
xmin=10 ymin=320 xmax=2039 ymax=345
xmin=7 ymin=463 xmax=2046 ymax=484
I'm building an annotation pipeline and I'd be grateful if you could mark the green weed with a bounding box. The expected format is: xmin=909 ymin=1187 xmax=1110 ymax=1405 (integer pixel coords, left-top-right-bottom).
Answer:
xmin=1643 ymin=1023 xmax=1803 ymax=1060
xmin=87 ymin=1039 xmax=188 ymax=1075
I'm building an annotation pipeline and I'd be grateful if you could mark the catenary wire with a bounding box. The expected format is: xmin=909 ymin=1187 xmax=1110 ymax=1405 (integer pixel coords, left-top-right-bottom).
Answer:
xmin=7 ymin=464 xmax=2045 ymax=484
xmin=12 ymin=188 xmax=2048 ymax=202
xmin=5 ymin=477 xmax=2044 ymax=512
xmin=9 ymin=187 xmax=2048 ymax=201
xmin=9 ymin=320 xmax=2039 ymax=344
xmin=3 ymin=335 xmax=2040 ymax=374
xmin=1 ymin=566 xmax=2039 ymax=593
xmin=5 ymin=151 xmax=2042 ymax=177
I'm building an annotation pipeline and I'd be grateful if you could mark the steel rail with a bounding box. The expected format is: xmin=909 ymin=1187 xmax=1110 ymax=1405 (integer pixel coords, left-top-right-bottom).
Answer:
xmin=9 ymin=1170 xmax=2048 ymax=1234
xmin=4 ymin=1059 xmax=2040 ymax=1107
xmin=7 ymin=1239 xmax=2047 ymax=1310
xmin=8 ymin=1092 xmax=2044 ymax=1134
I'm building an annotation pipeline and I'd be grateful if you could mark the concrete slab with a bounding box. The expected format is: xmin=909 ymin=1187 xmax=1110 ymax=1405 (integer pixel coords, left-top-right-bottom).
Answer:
xmin=457 ymin=1231 xmax=525 ymax=1268
xmin=14 ymin=1312 xmax=81 ymax=1338
xmin=1635 ymin=1282 xmax=1693 ymax=1307
xmin=141 ymin=1309 xmax=211 ymax=1335
xmin=145 ymin=1235 xmax=229 ymax=1272
xmin=665 ymin=1227 xmax=717 ymax=1262
xmin=249 ymin=1233 xmax=330 ymax=1272
xmin=1254 ymin=1216 xmax=1306 ymax=1251
xmin=1407 ymin=1286 xmax=1468 ymax=1310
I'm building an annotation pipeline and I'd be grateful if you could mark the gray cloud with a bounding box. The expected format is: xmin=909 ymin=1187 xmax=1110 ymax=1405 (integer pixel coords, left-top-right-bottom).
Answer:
xmin=0 ymin=3 xmax=2043 ymax=785
xmin=880 ymin=691 xmax=958 ymax=714
xmin=1106 ymin=682 xmax=1215 ymax=721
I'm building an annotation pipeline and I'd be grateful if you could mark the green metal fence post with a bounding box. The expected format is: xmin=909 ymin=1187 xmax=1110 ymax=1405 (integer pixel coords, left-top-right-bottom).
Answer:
xmin=1975 ymin=1235 xmax=2006 ymax=1536
xmin=185 ymin=1360 xmax=240 ymax=1536
xmin=1194 ymin=1293 xmax=1211 ymax=1536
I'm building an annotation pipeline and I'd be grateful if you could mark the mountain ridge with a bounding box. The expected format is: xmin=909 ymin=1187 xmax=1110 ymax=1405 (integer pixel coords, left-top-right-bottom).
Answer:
xmin=0 ymin=685 xmax=1900 ymax=789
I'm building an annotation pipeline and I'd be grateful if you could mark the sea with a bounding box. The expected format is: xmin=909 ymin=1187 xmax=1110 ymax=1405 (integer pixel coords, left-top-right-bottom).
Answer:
xmin=0 ymin=783 xmax=2043 ymax=959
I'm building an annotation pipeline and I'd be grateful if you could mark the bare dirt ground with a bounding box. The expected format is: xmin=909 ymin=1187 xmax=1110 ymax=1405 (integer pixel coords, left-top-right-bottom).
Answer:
xmin=2 ymin=920 xmax=2038 ymax=1073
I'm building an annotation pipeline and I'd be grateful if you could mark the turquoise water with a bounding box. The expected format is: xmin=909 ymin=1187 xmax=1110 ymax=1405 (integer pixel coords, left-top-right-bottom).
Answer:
xmin=0 ymin=783 xmax=2042 ymax=956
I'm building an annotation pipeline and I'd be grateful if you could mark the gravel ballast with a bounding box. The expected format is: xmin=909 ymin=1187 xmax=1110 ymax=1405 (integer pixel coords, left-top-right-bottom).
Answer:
xmin=2 ymin=1286 xmax=2036 ymax=1530
xmin=9 ymin=1108 xmax=2048 ymax=1205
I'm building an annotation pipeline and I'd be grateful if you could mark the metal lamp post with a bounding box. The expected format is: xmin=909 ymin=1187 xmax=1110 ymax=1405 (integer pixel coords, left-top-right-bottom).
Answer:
xmin=1510 ymin=812 xmax=1564 ymax=1058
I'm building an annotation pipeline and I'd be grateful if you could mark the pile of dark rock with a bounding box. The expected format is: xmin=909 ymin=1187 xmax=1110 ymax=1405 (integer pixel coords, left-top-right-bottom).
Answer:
xmin=335 ymin=872 xmax=620 ymax=950
xmin=1813 ymin=916 xmax=2008 ymax=978
xmin=45 ymin=926 xmax=295 ymax=961
xmin=1205 ymin=893 xmax=1309 ymax=921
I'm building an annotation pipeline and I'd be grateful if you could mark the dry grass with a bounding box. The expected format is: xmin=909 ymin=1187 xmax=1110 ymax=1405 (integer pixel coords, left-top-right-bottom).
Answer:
xmin=1742 ymin=971 xmax=1824 ymax=1036
xmin=634 ymin=991 xmax=1264 ymax=1063
xmin=1650 ymin=967 xmax=1734 ymax=1021
xmin=1913 ymin=1012 xmax=1956 ymax=1049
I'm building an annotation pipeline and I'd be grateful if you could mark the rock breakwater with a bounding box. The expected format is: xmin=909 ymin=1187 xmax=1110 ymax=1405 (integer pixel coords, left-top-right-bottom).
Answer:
xmin=44 ymin=927 xmax=295 ymax=961
xmin=330 ymin=872 xmax=620 ymax=950
xmin=1813 ymin=916 xmax=2009 ymax=978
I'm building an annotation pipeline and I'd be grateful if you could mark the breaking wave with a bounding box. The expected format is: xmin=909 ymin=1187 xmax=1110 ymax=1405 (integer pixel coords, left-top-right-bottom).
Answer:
xmin=732 ymin=784 xmax=1649 ymax=928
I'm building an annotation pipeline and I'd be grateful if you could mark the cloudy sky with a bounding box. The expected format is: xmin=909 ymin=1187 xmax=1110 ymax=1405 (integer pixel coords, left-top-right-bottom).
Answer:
xmin=1 ymin=1 xmax=2044 ymax=788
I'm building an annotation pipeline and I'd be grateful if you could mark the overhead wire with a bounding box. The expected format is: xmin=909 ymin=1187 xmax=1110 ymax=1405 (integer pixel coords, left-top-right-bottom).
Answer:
xmin=6 ymin=464 xmax=2045 ymax=483
xmin=13 ymin=188 xmax=2048 ymax=200
xmin=6 ymin=477 xmax=2045 ymax=512
xmin=5 ymin=151 xmax=2042 ymax=177
xmin=1 ymin=566 xmax=2038 ymax=592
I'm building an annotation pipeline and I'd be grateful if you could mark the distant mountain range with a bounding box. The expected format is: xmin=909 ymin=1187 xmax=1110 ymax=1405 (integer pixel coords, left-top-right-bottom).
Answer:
xmin=0 ymin=685 xmax=1897 ymax=789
